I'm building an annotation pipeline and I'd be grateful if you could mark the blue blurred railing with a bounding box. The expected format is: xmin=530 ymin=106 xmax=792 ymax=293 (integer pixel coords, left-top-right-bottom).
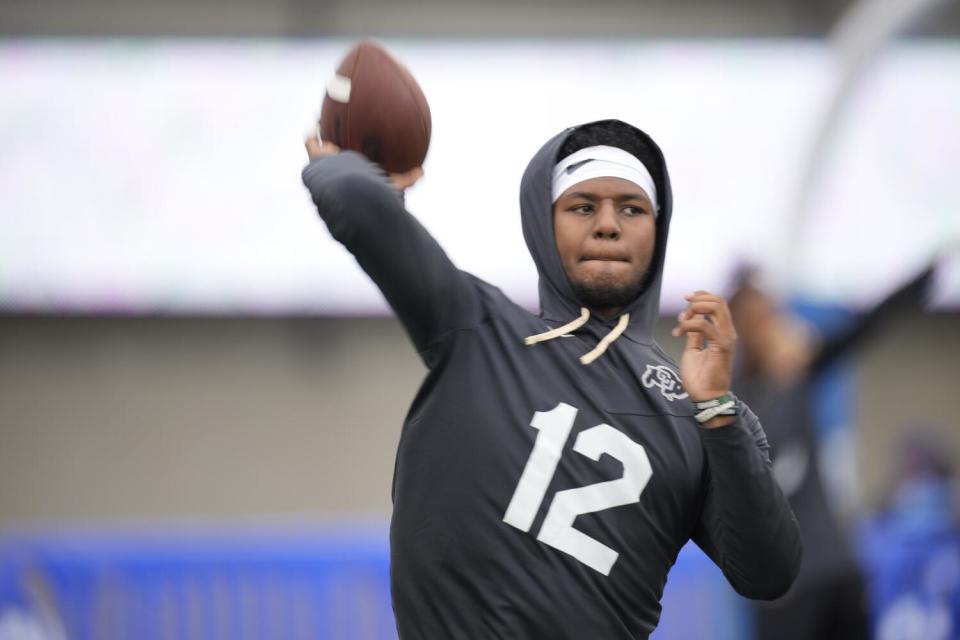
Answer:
xmin=0 ymin=524 xmax=395 ymax=640
xmin=0 ymin=524 xmax=751 ymax=640
xmin=4 ymin=522 xmax=957 ymax=639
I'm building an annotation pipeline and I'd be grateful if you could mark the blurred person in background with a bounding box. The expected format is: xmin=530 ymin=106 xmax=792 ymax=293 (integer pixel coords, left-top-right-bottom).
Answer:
xmin=728 ymin=262 xmax=936 ymax=640
xmin=879 ymin=428 xmax=958 ymax=536
xmin=867 ymin=427 xmax=960 ymax=640
xmin=301 ymin=119 xmax=801 ymax=639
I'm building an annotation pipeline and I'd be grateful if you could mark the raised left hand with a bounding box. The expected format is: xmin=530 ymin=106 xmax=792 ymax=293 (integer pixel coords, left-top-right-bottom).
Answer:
xmin=671 ymin=291 xmax=737 ymax=425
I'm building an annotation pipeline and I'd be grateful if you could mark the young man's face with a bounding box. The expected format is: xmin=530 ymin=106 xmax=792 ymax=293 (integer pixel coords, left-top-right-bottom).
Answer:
xmin=553 ymin=176 xmax=656 ymax=317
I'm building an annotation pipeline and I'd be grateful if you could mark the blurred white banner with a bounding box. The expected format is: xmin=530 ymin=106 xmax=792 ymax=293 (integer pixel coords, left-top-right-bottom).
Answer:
xmin=1 ymin=39 xmax=957 ymax=314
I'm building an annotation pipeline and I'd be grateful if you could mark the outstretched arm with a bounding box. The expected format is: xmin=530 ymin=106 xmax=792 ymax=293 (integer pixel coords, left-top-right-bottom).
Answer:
xmin=809 ymin=262 xmax=935 ymax=375
xmin=301 ymin=137 xmax=482 ymax=364
xmin=674 ymin=291 xmax=802 ymax=599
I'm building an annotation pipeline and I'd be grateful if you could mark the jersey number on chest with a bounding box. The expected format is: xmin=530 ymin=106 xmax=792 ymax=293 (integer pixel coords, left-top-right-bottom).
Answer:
xmin=502 ymin=402 xmax=653 ymax=576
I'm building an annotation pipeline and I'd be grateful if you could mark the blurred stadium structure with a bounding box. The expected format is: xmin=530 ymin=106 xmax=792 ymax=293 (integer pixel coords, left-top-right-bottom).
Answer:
xmin=2 ymin=0 xmax=959 ymax=638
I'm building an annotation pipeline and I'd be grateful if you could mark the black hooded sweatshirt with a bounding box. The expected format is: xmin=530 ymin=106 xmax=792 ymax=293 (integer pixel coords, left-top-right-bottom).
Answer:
xmin=302 ymin=120 xmax=802 ymax=639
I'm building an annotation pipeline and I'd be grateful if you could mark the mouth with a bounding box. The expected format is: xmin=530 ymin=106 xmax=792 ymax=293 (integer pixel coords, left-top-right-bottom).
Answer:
xmin=580 ymin=255 xmax=631 ymax=263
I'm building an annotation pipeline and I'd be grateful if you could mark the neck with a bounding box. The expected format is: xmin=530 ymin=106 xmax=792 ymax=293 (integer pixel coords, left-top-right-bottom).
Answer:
xmin=591 ymin=306 xmax=623 ymax=320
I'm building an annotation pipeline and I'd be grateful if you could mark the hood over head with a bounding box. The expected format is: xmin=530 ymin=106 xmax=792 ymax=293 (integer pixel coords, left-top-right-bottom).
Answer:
xmin=520 ymin=119 xmax=673 ymax=346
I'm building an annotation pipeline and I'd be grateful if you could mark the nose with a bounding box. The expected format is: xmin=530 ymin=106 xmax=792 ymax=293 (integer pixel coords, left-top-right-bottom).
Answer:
xmin=592 ymin=200 xmax=620 ymax=240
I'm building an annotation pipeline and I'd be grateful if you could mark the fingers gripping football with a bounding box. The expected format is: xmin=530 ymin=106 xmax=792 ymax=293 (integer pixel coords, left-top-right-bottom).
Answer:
xmin=305 ymin=135 xmax=340 ymax=161
xmin=304 ymin=131 xmax=424 ymax=192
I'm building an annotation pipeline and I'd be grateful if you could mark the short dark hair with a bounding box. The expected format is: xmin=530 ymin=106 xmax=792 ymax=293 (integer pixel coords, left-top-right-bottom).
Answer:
xmin=557 ymin=120 xmax=663 ymax=192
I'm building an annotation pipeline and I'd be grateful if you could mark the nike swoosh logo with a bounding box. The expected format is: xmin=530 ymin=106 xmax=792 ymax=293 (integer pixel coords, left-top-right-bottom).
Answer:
xmin=565 ymin=159 xmax=592 ymax=174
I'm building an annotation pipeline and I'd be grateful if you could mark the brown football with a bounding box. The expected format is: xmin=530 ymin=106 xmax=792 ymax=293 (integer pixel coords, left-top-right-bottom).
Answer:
xmin=319 ymin=40 xmax=432 ymax=174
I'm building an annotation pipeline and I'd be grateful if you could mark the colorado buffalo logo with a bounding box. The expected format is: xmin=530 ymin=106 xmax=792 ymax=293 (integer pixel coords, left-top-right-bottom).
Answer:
xmin=641 ymin=364 xmax=688 ymax=401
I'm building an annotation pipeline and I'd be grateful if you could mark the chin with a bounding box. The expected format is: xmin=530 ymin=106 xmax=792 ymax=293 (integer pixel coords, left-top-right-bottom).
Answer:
xmin=578 ymin=262 xmax=636 ymax=288
xmin=569 ymin=273 xmax=643 ymax=311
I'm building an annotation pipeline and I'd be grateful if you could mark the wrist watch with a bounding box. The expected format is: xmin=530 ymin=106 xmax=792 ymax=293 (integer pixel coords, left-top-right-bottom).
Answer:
xmin=692 ymin=392 xmax=738 ymax=424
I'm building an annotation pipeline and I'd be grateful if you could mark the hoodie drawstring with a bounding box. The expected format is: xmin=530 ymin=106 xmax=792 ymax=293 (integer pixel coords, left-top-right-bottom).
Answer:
xmin=579 ymin=313 xmax=629 ymax=365
xmin=524 ymin=308 xmax=590 ymax=346
xmin=524 ymin=309 xmax=630 ymax=365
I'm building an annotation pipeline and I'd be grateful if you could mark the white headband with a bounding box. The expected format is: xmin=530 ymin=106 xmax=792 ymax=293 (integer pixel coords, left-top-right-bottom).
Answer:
xmin=551 ymin=145 xmax=658 ymax=216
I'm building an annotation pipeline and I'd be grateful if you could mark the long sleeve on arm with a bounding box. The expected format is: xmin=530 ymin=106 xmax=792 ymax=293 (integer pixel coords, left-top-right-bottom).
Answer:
xmin=302 ymin=152 xmax=483 ymax=364
xmin=692 ymin=404 xmax=803 ymax=600
xmin=810 ymin=263 xmax=933 ymax=375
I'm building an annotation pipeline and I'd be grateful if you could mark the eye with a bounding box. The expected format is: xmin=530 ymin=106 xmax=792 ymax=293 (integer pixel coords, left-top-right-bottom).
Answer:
xmin=622 ymin=205 xmax=647 ymax=216
xmin=571 ymin=204 xmax=594 ymax=214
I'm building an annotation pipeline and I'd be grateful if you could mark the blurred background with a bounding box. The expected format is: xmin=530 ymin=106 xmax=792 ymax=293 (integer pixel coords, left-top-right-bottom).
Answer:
xmin=1 ymin=0 xmax=959 ymax=638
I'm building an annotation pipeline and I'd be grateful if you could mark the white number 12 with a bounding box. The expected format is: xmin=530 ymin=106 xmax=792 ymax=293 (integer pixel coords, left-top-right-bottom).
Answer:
xmin=502 ymin=403 xmax=653 ymax=576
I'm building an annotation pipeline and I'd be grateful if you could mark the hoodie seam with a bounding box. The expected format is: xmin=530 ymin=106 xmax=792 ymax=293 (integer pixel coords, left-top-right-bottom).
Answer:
xmin=606 ymin=411 xmax=696 ymax=418
xmin=416 ymin=312 xmax=491 ymax=361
